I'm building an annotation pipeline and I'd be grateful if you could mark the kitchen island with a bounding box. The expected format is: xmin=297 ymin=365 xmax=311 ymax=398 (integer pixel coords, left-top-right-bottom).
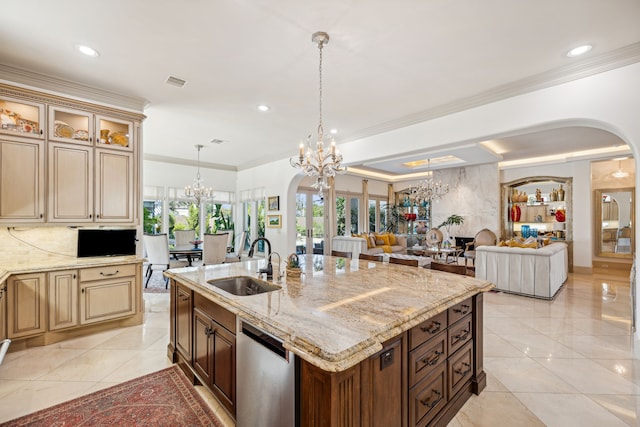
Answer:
xmin=166 ymin=255 xmax=494 ymax=426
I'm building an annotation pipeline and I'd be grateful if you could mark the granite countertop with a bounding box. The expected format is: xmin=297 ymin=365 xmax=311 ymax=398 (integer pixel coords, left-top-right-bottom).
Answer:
xmin=0 ymin=227 xmax=143 ymax=283
xmin=165 ymin=255 xmax=494 ymax=372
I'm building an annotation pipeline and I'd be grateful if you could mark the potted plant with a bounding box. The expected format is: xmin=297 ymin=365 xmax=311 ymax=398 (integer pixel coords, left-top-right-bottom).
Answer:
xmin=437 ymin=214 xmax=464 ymax=247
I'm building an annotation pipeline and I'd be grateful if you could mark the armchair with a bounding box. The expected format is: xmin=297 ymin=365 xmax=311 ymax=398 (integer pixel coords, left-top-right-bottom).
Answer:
xmin=464 ymin=228 xmax=497 ymax=266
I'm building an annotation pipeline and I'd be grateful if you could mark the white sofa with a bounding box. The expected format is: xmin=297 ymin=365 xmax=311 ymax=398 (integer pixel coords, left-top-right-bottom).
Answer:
xmin=475 ymin=242 xmax=568 ymax=299
xmin=332 ymin=235 xmax=407 ymax=259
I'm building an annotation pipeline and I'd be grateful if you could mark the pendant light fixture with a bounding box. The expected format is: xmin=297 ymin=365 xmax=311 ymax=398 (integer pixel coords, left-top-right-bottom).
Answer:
xmin=290 ymin=31 xmax=347 ymax=194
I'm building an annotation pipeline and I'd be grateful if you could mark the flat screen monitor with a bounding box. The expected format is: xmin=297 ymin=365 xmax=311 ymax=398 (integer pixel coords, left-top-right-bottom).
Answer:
xmin=77 ymin=229 xmax=137 ymax=257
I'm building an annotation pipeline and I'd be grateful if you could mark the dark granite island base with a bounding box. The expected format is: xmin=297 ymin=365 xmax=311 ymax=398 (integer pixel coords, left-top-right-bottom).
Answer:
xmin=166 ymin=255 xmax=492 ymax=426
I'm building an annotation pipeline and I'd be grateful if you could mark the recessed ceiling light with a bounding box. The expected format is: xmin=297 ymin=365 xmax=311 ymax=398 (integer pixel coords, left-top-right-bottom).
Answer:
xmin=75 ymin=44 xmax=99 ymax=57
xmin=330 ymin=129 xmax=338 ymax=135
xmin=566 ymin=44 xmax=592 ymax=58
xmin=257 ymin=105 xmax=270 ymax=112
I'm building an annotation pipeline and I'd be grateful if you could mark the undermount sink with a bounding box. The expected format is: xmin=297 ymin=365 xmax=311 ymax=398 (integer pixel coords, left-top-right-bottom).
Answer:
xmin=207 ymin=276 xmax=281 ymax=296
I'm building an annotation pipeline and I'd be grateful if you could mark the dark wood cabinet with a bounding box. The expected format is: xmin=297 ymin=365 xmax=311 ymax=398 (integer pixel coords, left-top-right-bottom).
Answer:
xmin=169 ymin=281 xmax=236 ymax=419
xmin=299 ymin=294 xmax=485 ymax=427
xmin=175 ymin=283 xmax=192 ymax=362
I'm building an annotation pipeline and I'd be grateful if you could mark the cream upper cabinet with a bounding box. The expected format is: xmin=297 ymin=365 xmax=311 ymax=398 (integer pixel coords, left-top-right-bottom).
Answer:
xmin=0 ymin=96 xmax=45 ymax=139
xmin=96 ymin=115 xmax=133 ymax=152
xmin=0 ymin=137 xmax=45 ymax=222
xmin=48 ymin=143 xmax=93 ymax=222
xmin=48 ymin=106 xmax=93 ymax=145
xmin=0 ymin=83 xmax=142 ymax=226
xmin=95 ymin=149 xmax=134 ymax=222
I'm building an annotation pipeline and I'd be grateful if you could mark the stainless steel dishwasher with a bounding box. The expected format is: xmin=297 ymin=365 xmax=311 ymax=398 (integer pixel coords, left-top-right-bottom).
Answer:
xmin=236 ymin=319 xmax=295 ymax=427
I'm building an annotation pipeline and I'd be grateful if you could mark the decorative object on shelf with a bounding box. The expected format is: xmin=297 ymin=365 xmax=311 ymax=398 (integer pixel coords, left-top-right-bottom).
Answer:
xmin=521 ymin=225 xmax=530 ymax=238
xmin=267 ymin=195 xmax=280 ymax=211
xmin=557 ymin=184 xmax=565 ymax=201
xmin=535 ymin=188 xmax=542 ymax=202
xmin=100 ymin=129 xmax=110 ymax=143
xmin=54 ymin=120 xmax=74 ymax=138
xmin=290 ymin=31 xmax=346 ymax=195
xmin=510 ymin=204 xmax=521 ymax=222
xmin=550 ymin=188 xmax=558 ymax=201
xmin=184 ymin=144 xmax=214 ymax=205
xmin=555 ymin=209 xmax=566 ymax=223
xmin=286 ymin=253 xmax=302 ymax=277
xmin=109 ymin=131 xmax=129 ymax=147
xmin=408 ymin=159 xmax=449 ymax=204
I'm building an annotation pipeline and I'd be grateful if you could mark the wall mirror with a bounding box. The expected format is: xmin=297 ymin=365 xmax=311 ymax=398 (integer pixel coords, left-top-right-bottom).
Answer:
xmin=595 ymin=187 xmax=634 ymax=258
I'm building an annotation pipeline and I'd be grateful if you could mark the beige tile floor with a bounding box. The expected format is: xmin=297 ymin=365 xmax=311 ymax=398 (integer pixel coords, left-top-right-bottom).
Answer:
xmin=0 ymin=268 xmax=637 ymax=426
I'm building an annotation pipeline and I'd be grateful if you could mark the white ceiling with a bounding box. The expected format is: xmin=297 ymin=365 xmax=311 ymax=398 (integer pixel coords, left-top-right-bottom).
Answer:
xmin=1 ymin=0 xmax=639 ymax=177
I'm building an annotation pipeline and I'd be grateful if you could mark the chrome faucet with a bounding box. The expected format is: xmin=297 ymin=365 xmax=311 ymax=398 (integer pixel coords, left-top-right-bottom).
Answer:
xmin=248 ymin=237 xmax=273 ymax=280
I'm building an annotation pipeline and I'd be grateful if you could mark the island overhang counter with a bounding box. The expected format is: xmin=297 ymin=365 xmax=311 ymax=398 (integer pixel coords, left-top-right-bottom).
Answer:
xmin=166 ymin=254 xmax=494 ymax=426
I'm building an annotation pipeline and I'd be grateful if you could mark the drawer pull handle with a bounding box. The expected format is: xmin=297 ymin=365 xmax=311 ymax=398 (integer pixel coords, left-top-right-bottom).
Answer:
xmin=454 ymin=362 xmax=471 ymax=377
xmin=420 ymin=321 xmax=441 ymax=334
xmin=421 ymin=350 xmax=443 ymax=366
xmin=99 ymin=270 xmax=119 ymax=277
xmin=453 ymin=304 xmax=470 ymax=315
xmin=420 ymin=390 xmax=443 ymax=409
xmin=204 ymin=326 xmax=215 ymax=337
xmin=452 ymin=329 xmax=470 ymax=344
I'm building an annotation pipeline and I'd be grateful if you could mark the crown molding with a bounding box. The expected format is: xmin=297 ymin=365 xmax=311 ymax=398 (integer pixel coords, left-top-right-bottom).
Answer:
xmin=342 ymin=42 xmax=640 ymax=144
xmin=0 ymin=63 xmax=148 ymax=112
xmin=144 ymin=153 xmax=238 ymax=172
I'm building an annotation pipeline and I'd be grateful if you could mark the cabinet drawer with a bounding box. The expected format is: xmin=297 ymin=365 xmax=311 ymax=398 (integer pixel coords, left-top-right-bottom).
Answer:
xmin=448 ymin=340 xmax=473 ymax=398
xmin=194 ymin=293 xmax=235 ymax=334
xmin=409 ymin=310 xmax=447 ymax=350
xmin=448 ymin=298 xmax=472 ymax=325
xmin=448 ymin=314 xmax=472 ymax=355
xmin=409 ymin=330 xmax=446 ymax=387
xmin=410 ymin=363 xmax=446 ymax=427
xmin=80 ymin=264 xmax=136 ymax=282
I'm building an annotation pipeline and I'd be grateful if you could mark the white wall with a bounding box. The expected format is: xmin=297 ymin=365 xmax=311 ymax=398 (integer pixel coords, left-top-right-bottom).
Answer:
xmin=143 ymin=160 xmax=237 ymax=192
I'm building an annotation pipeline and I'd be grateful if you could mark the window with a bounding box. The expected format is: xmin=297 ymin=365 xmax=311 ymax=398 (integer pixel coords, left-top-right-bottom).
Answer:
xmin=143 ymin=200 xmax=162 ymax=234
xmin=350 ymin=197 xmax=359 ymax=234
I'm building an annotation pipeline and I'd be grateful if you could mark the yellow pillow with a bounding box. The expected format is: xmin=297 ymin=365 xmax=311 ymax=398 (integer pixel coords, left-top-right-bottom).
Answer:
xmin=388 ymin=233 xmax=397 ymax=245
xmin=380 ymin=245 xmax=393 ymax=253
xmin=367 ymin=235 xmax=376 ymax=249
xmin=376 ymin=233 xmax=391 ymax=246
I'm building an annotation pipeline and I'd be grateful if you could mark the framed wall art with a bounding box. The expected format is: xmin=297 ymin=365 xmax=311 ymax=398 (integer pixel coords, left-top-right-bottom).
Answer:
xmin=267 ymin=214 xmax=282 ymax=228
xmin=268 ymin=195 xmax=280 ymax=211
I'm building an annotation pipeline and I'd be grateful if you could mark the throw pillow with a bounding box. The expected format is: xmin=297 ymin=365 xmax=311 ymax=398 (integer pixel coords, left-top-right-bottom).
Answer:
xmin=367 ymin=235 xmax=376 ymax=249
xmin=375 ymin=238 xmax=384 ymax=245
xmin=376 ymin=233 xmax=391 ymax=246
xmin=388 ymin=233 xmax=397 ymax=245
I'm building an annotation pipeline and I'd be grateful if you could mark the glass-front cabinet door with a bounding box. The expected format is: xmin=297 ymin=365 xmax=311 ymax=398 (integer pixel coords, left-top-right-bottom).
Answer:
xmin=48 ymin=106 xmax=93 ymax=145
xmin=0 ymin=96 xmax=44 ymax=139
xmin=96 ymin=115 xmax=133 ymax=151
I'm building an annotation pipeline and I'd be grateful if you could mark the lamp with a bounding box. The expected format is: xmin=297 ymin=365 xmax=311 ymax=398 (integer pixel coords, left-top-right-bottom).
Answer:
xmin=290 ymin=31 xmax=346 ymax=194
xmin=409 ymin=159 xmax=449 ymax=204
xmin=184 ymin=144 xmax=214 ymax=205
xmin=612 ymin=160 xmax=629 ymax=178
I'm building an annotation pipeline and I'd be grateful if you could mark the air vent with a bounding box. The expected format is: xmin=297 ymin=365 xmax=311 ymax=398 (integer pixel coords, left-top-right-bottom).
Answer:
xmin=166 ymin=75 xmax=187 ymax=88
xmin=210 ymin=139 xmax=225 ymax=144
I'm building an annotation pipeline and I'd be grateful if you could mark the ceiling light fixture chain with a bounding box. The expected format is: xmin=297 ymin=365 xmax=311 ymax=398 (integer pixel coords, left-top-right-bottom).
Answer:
xmin=290 ymin=31 xmax=346 ymax=195
xmin=184 ymin=144 xmax=214 ymax=205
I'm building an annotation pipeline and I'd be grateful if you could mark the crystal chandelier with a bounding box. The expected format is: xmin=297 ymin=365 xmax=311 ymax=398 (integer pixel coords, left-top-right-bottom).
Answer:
xmin=184 ymin=144 xmax=214 ymax=205
xmin=290 ymin=31 xmax=347 ymax=194
xmin=409 ymin=159 xmax=449 ymax=203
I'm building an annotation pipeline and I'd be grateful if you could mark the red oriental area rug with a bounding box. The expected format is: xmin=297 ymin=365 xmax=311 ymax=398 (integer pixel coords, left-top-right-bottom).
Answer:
xmin=1 ymin=366 xmax=224 ymax=427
